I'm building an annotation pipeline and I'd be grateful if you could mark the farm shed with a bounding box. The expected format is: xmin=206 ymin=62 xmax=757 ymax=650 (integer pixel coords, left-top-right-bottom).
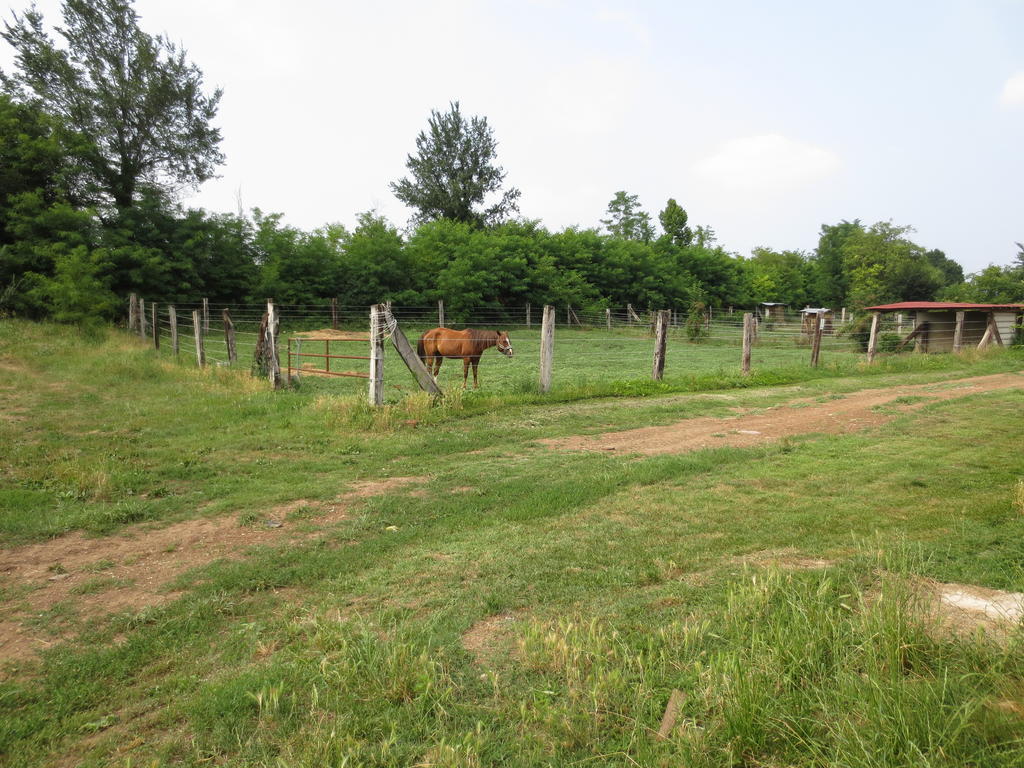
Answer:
xmin=800 ymin=307 xmax=834 ymax=336
xmin=864 ymin=302 xmax=1024 ymax=352
xmin=759 ymin=302 xmax=787 ymax=322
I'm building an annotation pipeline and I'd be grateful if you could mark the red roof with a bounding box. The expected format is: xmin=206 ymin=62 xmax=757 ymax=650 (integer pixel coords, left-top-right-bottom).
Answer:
xmin=864 ymin=301 xmax=1024 ymax=311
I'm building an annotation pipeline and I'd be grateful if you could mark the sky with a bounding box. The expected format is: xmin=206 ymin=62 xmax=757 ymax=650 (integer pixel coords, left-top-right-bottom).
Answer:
xmin=2 ymin=0 xmax=1022 ymax=273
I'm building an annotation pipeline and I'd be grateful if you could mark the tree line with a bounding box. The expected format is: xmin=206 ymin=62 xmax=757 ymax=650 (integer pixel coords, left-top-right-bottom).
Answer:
xmin=1 ymin=0 xmax=1020 ymax=325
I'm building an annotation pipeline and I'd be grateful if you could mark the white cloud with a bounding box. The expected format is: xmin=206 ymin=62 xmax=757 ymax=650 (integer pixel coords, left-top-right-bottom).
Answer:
xmin=693 ymin=134 xmax=841 ymax=193
xmin=999 ymin=71 xmax=1024 ymax=107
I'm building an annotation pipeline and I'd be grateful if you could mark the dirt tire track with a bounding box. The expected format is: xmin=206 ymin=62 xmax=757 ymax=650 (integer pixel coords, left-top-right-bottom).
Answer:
xmin=0 ymin=477 xmax=424 ymax=670
xmin=541 ymin=371 xmax=1024 ymax=455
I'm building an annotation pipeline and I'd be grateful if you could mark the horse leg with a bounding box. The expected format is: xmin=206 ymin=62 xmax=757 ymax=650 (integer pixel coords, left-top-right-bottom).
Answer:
xmin=462 ymin=358 xmax=470 ymax=388
xmin=471 ymin=358 xmax=480 ymax=389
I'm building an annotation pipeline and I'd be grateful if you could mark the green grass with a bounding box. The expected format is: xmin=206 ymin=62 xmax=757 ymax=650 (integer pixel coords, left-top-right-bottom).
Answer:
xmin=1 ymin=320 xmax=1023 ymax=766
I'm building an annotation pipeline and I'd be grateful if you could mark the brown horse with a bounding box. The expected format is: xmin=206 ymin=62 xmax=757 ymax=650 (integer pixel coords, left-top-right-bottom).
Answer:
xmin=417 ymin=328 xmax=513 ymax=389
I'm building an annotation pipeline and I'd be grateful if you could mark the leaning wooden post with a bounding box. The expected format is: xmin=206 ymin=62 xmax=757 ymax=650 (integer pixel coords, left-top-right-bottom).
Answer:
xmin=369 ymin=304 xmax=385 ymax=406
xmin=388 ymin=320 xmax=442 ymax=396
xmin=202 ymin=298 xmax=210 ymax=332
xmin=151 ymin=303 xmax=159 ymax=349
xmin=266 ymin=300 xmax=281 ymax=388
xmin=331 ymin=297 xmax=338 ymax=330
xmin=990 ymin=312 xmax=1004 ymax=347
xmin=866 ymin=312 xmax=880 ymax=364
xmin=191 ymin=310 xmax=205 ymax=367
xmin=168 ymin=305 xmax=179 ymax=356
xmin=128 ymin=293 xmax=139 ymax=333
xmin=952 ymin=311 xmax=965 ymax=353
xmin=138 ymin=297 xmax=146 ymax=339
xmin=810 ymin=311 xmax=824 ymax=367
xmin=539 ymin=304 xmax=555 ymax=394
xmin=652 ymin=309 xmax=669 ymax=380
xmin=741 ymin=312 xmax=753 ymax=374
xmin=978 ymin=312 xmax=1004 ymax=349
xmin=223 ymin=309 xmax=237 ymax=363
xmin=438 ymin=299 xmax=445 ymax=328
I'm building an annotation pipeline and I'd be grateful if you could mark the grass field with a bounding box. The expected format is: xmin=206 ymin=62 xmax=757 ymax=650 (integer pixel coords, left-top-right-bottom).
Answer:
xmin=2 ymin=320 xmax=1024 ymax=767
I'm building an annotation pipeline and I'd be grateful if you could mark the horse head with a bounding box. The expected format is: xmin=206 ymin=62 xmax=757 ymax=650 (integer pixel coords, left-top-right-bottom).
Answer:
xmin=496 ymin=331 xmax=513 ymax=357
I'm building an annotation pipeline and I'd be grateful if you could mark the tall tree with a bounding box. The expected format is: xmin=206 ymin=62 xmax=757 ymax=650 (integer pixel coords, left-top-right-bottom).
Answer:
xmin=841 ymin=221 xmax=943 ymax=308
xmin=391 ymin=101 xmax=520 ymax=227
xmin=601 ymin=191 xmax=655 ymax=242
xmin=2 ymin=0 xmax=224 ymax=209
xmin=658 ymin=198 xmax=693 ymax=246
xmin=925 ymin=248 xmax=964 ymax=286
xmin=813 ymin=219 xmax=862 ymax=306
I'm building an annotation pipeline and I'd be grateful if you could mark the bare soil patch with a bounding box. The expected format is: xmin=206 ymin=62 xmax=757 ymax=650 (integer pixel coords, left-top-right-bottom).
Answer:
xmin=461 ymin=613 xmax=521 ymax=665
xmin=542 ymin=372 xmax=1024 ymax=455
xmin=920 ymin=579 xmax=1024 ymax=640
xmin=733 ymin=548 xmax=837 ymax=571
xmin=0 ymin=476 xmax=425 ymax=672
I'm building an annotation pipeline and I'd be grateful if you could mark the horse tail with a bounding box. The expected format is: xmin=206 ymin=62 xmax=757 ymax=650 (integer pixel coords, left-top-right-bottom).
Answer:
xmin=417 ymin=334 xmax=427 ymax=362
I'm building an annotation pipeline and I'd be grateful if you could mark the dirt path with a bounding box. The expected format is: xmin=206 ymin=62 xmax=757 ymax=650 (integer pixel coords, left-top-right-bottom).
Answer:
xmin=0 ymin=477 xmax=424 ymax=671
xmin=542 ymin=371 xmax=1024 ymax=455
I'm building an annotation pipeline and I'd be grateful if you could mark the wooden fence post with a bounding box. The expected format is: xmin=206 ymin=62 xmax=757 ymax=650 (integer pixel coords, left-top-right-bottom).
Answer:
xmin=369 ymin=304 xmax=385 ymax=406
xmin=138 ymin=297 xmax=146 ymax=339
xmin=168 ymin=305 xmax=178 ymax=356
xmin=291 ymin=338 xmax=301 ymax=383
xmin=953 ymin=311 xmax=965 ymax=353
xmin=606 ymin=308 xmax=612 ymax=330
xmin=191 ymin=310 xmax=205 ymax=367
xmin=841 ymin=307 xmax=847 ymax=324
xmin=539 ymin=304 xmax=554 ymax=394
xmin=742 ymin=312 xmax=753 ymax=374
xmin=128 ymin=293 xmax=139 ymax=333
xmin=810 ymin=311 xmax=824 ymax=367
xmin=866 ymin=312 xmax=880 ymax=363
xmin=151 ymin=303 xmax=159 ymax=349
xmin=438 ymin=299 xmax=445 ymax=328
xmin=526 ymin=302 xmax=531 ymax=328
xmin=223 ymin=309 xmax=237 ymax=363
xmin=331 ymin=297 xmax=338 ymax=330
xmin=202 ymin=298 xmax=210 ymax=332
xmin=652 ymin=310 xmax=669 ymax=380
xmin=266 ymin=299 xmax=280 ymax=388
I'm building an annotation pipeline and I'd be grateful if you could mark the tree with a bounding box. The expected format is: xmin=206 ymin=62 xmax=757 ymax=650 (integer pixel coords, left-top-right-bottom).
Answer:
xmin=841 ymin=221 xmax=943 ymax=308
xmin=813 ymin=219 xmax=862 ymax=306
xmin=745 ymin=247 xmax=813 ymax=307
xmin=925 ymin=248 xmax=964 ymax=286
xmin=601 ymin=191 xmax=655 ymax=242
xmin=391 ymin=101 xmax=520 ymax=227
xmin=2 ymin=0 xmax=224 ymax=209
xmin=658 ymin=198 xmax=693 ymax=246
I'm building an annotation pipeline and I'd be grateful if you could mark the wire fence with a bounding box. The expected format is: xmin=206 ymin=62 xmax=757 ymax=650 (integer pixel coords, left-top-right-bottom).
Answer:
xmin=126 ymin=298 xmax=1022 ymax=401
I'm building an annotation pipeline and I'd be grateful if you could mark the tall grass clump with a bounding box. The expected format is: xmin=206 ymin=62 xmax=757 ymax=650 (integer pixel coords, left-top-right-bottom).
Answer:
xmin=514 ymin=557 xmax=1024 ymax=766
xmin=186 ymin=614 xmax=466 ymax=766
